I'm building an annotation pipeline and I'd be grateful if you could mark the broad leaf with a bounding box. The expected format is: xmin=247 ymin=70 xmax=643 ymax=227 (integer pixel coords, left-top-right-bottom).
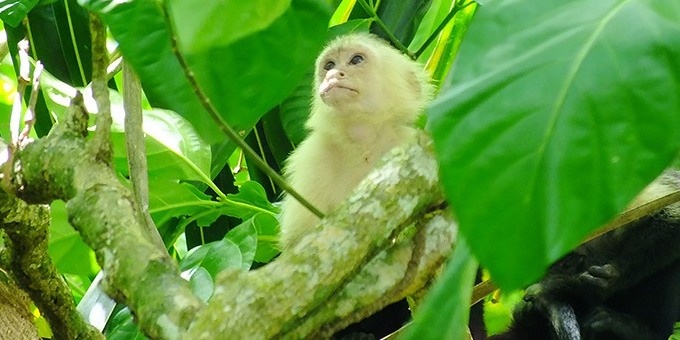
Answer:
xmin=0 ymin=0 xmax=39 ymax=27
xmin=167 ymin=0 xmax=291 ymax=54
xmin=80 ymin=0 xmax=331 ymax=143
xmin=429 ymin=0 xmax=680 ymax=289
xmin=179 ymin=239 xmax=242 ymax=279
xmin=405 ymin=239 xmax=477 ymax=339
xmin=224 ymin=220 xmax=258 ymax=270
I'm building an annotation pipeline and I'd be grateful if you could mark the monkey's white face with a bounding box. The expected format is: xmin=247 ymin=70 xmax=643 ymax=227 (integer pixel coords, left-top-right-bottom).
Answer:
xmin=316 ymin=44 xmax=384 ymax=112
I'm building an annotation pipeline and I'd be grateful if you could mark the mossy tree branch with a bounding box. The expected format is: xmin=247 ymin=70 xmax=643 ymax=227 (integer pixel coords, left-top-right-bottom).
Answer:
xmin=185 ymin=135 xmax=455 ymax=338
xmin=8 ymin=88 xmax=454 ymax=338
xmin=0 ymin=192 xmax=102 ymax=339
xmin=8 ymin=95 xmax=204 ymax=339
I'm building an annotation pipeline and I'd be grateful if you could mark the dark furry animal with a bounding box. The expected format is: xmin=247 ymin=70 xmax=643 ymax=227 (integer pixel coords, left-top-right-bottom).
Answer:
xmin=490 ymin=172 xmax=680 ymax=340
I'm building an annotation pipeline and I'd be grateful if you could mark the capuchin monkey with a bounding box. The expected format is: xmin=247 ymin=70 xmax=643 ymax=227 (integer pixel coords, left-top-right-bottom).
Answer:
xmin=490 ymin=171 xmax=680 ymax=340
xmin=279 ymin=33 xmax=433 ymax=249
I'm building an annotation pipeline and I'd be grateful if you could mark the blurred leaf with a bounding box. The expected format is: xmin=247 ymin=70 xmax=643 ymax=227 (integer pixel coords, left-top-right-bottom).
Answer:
xmin=224 ymin=220 xmax=258 ymax=270
xmin=226 ymin=181 xmax=279 ymax=217
xmin=179 ymin=239 xmax=242 ymax=279
xmin=244 ymin=123 xmax=282 ymax=200
xmin=187 ymin=266 xmax=213 ymax=303
xmin=168 ymin=0 xmax=291 ymax=54
xmin=0 ymin=0 xmax=39 ymax=27
xmin=279 ymin=76 xmax=312 ymax=146
xmin=48 ymin=200 xmax=99 ymax=277
xmin=251 ymin=213 xmax=280 ymax=263
xmin=429 ymin=0 xmax=680 ymax=289
xmin=62 ymin=273 xmax=91 ymax=304
xmin=107 ymin=92 xmax=212 ymax=183
xmin=261 ymin=108 xmax=295 ymax=168
xmin=405 ymin=239 xmax=477 ymax=339
xmin=105 ymin=308 xmax=148 ymax=340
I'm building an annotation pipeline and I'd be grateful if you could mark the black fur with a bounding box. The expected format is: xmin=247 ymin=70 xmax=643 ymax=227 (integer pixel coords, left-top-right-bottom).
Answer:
xmin=491 ymin=174 xmax=680 ymax=340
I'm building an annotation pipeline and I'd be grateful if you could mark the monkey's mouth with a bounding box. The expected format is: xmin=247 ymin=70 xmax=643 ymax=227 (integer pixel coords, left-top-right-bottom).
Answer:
xmin=320 ymin=80 xmax=357 ymax=96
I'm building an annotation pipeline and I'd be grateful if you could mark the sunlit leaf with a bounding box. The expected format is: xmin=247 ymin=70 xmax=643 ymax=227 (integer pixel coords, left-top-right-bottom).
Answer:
xmin=168 ymin=0 xmax=291 ymax=54
xmin=0 ymin=0 xmax=39 ymax=27
xmin=179 ymin=239 xmax=242 ymax=279
xmin=429 ymin=0 xmax=680 ymax=289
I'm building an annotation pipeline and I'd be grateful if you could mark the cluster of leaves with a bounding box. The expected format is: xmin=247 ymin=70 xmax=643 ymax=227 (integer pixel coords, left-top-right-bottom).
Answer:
xmin=0 ymin=0 xmax=679 ymax=338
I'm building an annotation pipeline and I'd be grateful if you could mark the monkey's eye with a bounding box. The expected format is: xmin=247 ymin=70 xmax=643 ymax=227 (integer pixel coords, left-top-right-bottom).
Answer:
xmin=323 ymin=61 xmax=335 ymax=71
xmin=349 ymin=54 xmax=364 ymax=65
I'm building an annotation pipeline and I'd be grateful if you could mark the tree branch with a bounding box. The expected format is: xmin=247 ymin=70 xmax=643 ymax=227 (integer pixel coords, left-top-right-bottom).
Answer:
xmin=0 ymin=193 xmax=102 ymax=339
xmin=185 ymin=135 xmax=453 ymax=338
xmin=10 ymin=95 xmax=204 ymax=339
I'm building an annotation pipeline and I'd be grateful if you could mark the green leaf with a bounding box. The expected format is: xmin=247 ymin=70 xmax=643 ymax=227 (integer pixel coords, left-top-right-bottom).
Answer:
xmin=251 ymin=213 xmax=280 ymax=263
xmin=109 ymin=104 xmax=212 ymax=183
xmin=0 ymin=0 xmax=39 ymax=27
xmin=429 ymin=0 xmax=680 ymax=289
xmin=188 ymin=266 xmax=214 ymax=303
xmin=105 ymin=308 xmax=148 ymax=340
xmin=148 ymin=180 xmax=213 ymax=226
xmin=179 ymin=239 xmax=242 ymax=279
xmin=224 ymin=220 xmax=258 ymax=270
xmin=78 ymin=0 xmax=222 ymax=142
xmin=226 ymin=180 xmax=280 ymax=218
xmin=80 ymin=0 xmax=331 ymax=143
xmin=404 ymin=239 xmax=477 ymax=339
xmin=48 ymin=200 xmax=100 ymax=277
xmin=182 ymin=0 xmax=332 ymax=137
xmin=167 ymin=0 xmax=291 ymax=54
xmin=372 ymin=0 xmax=434 ymax=46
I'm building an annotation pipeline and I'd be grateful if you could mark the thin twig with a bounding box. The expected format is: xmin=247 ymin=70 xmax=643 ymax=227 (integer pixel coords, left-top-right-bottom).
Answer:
xmin=123 ymin=61 xmax=166 ymax=252
xmin=88 ymin=14 xmax=113 ymax=163
xmin=20 ymin=62 xmax=43 ymax=141
xmin=160 ymin=5 xmax=324 ymax=219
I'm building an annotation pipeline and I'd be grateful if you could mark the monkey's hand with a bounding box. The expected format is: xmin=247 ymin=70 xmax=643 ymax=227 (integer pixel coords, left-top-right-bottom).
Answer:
xmin=576 ymin=264 xmax=619 ymax=298
xmin=525 ymin=263 xmax=619 ymax=309
xmin=582 ymin=307 xmax=656 ymax=340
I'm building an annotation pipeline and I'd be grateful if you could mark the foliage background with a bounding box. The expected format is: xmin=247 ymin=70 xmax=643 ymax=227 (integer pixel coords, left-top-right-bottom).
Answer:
xmin=0 ymin=0 xmax=678 ymax=338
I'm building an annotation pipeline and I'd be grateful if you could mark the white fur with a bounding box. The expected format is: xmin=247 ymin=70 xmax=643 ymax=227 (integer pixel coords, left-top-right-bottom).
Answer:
xmin=279 ymin=33 xmax=433 ymax=249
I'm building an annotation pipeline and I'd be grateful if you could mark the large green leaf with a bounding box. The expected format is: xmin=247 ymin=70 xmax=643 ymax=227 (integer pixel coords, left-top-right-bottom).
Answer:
xmin=180 ymin=0 xmax=331 ymax=135
xmin=78 ymin=0 xmax=222 ymax=142
xmin=79 ymin=0 xmax=331 ymax=144
xmin=404 ymin=239 xmax=477 ymax=339
xmin=0 ymin=0 xmax=39 ymax=27
xmin=429 ymin=0 xmax=680 ymax=289
xmin=167 ymin=0 xmax=291 ymax=54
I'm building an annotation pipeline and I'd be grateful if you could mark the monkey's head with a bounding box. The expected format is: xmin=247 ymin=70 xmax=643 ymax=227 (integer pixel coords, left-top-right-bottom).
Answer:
xmin=312 ymin=33 xmax=432 ymax=125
